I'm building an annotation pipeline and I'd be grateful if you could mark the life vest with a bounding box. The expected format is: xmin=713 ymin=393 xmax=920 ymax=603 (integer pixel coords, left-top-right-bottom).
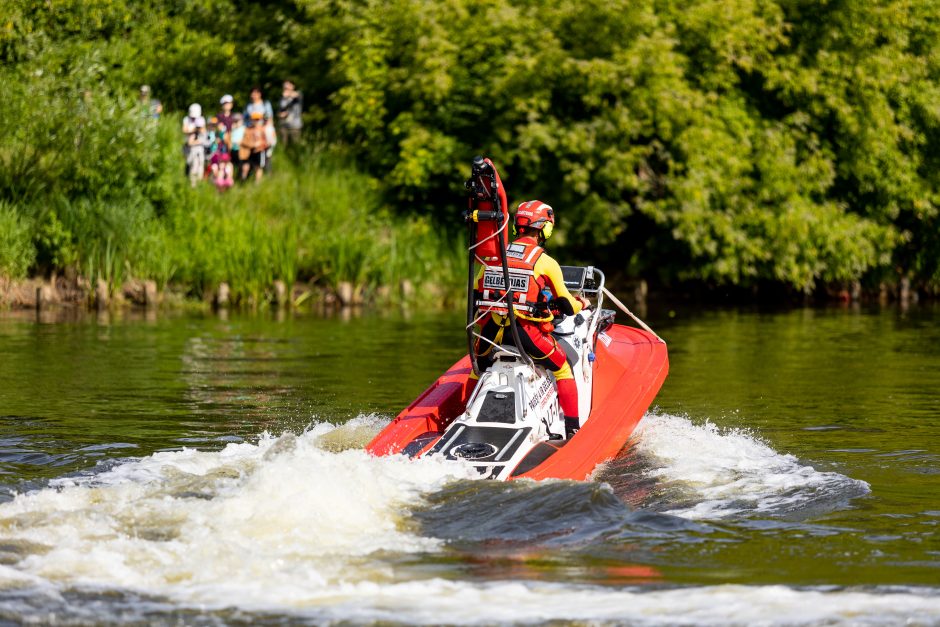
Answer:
xmin=475 ymin=237 xmax=549 ymax=318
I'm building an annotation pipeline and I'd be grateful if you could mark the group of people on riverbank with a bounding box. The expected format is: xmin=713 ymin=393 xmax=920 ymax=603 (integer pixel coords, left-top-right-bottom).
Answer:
xmin=180 ymin=83 xmax=304 ymax=190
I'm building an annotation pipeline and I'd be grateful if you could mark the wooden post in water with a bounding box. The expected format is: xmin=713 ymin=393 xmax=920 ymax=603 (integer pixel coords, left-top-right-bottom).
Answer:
xmin=899 ymin=276 xmax=911 ymax=306
xmin=216 ymin=282 xmax=230 ymax=308
xmin=273 ymin=280 xmax=287 ymax=307
xmin=400 ymin=279 xmax=415 ymax=302
xmin=337 ymin=281 xmax=354 ymax=306
xmin=143 ymin=280 xmax=158 ymax=307
xmin=94 ymin=279 xmax=109 ymax=309
xmin=36 ymin=284 xmax=55 ymax=310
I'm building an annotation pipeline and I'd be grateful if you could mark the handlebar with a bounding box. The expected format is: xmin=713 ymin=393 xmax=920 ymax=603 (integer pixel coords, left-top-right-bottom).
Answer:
xmin=463 ymin=209 xmax=503 ymax=222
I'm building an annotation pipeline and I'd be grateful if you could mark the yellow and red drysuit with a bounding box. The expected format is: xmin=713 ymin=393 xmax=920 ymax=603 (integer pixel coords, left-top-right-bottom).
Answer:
xmin=472 ymin=234 xmax=584 ymax=432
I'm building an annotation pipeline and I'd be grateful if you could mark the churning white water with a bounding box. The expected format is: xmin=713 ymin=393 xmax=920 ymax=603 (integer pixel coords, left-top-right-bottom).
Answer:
xmin=633 ymin=412 xmax=871 ymax=519
xmin=0 ymin=418 xmax=477 ymax=608
xmin=0 ymin=414 xmax=931 ymax=626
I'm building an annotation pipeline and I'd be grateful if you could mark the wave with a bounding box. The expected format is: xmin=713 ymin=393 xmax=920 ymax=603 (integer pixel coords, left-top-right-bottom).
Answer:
xmin=0 ymin=413 xmax=897 ymax=625
xmin=0 ymin=419 xmax=477 ymax=607
xmin=2 ymin=576 xmax=939 ymax=626
xmin=623 ymin=412 xmax=871 ymax=520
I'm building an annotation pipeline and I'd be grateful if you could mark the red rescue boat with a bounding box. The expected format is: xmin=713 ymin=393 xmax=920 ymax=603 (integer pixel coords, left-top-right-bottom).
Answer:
xmin=366 ymin=158 xmax=668 ymax=481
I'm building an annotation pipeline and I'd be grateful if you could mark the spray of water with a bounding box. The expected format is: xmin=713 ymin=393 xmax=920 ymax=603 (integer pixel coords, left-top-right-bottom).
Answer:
xmin=632 ymin=412 xmax=871 ymax=519
xmin=0 ymin=417 xmax=478 ymax=608
xmin=0 ymin=414 xmax=912 ymax=626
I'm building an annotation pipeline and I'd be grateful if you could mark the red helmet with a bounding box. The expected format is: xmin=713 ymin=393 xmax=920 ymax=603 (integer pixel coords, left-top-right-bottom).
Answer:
xmin=514 ymin=200 xmax=554 ymax=232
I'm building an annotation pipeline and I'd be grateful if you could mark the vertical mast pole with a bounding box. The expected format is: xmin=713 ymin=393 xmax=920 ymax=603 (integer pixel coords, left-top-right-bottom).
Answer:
xmin=464 ymin=157 xmax=534 ymax=376
xmin=466 ymin=218 xmax=481 ymax=376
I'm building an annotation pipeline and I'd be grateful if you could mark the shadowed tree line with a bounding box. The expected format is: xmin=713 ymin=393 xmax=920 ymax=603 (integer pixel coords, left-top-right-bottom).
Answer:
xmin=1 ymin=0 xmax=938 ymax=299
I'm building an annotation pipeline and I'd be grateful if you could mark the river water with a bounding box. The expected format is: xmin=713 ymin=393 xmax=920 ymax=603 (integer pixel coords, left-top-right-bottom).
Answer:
xmin=0 ymin=304 xmax=938 ymax=625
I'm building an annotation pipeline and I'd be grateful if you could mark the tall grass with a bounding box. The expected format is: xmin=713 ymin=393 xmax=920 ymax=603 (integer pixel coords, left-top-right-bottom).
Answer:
xmin=142 ymin=148 xmax=465 ymax=305
xmin=52 ymin=196 xmax=158 ymax=293
xmin=0 ymin=202 xmax=35 ymax=279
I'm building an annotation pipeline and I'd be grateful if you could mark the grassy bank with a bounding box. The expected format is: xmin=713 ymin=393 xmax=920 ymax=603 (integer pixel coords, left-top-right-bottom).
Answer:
xmin=149 ymin=152 xmax=465 ymax=306
xmin=0 ymin=121 xmax=465 ymax=308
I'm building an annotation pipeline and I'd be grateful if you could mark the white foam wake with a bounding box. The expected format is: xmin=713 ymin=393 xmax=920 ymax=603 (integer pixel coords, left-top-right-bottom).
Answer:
xmin=0 ymin=416 xmax=931 ymax=625
xmin=0 ymin=418 xmax=478 ymax=607
xmin=632 ymin=413 xmax=871 ymax=519
xmin=228 ymin=580 xmax=939 ymax=626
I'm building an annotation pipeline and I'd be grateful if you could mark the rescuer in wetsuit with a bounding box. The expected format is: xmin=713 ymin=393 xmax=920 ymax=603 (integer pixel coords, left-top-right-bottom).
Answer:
xmin=472 ymin=200 xmax=590 ymax=439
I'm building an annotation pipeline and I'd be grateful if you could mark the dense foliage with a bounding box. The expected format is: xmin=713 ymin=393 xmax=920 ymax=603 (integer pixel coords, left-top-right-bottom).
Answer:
xmin=1 ymin=0 xmax=938 ymax=296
